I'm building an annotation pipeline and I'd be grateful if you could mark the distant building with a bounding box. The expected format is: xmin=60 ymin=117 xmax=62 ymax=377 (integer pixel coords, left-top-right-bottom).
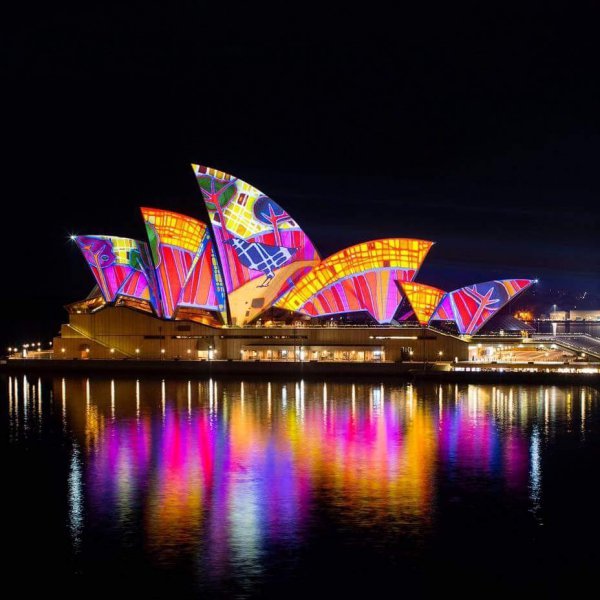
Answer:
xmin=549 ymin=311 xmax=569 ymax=321
xmin=550 ymin=310 xmax=600 ymax=321
xmin=571 ymin=310 xmax=600 ymax=321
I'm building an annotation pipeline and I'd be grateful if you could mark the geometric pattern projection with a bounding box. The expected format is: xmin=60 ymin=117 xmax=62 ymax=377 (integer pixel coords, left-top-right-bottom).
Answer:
xmin=301 ymin=269 xmax=414 ymax=324
xmin=431 ymin=279 xmax=534 ymax=334
xmin=72 ymin=167 xmax=536 ymax=330
xmin=75 ymin=235 xmax=161 ymax=314
xmin=141 ymin=207 xmax=226 ymax=320
xmin=399 ymin=282 xmax=446 ymax=325
xmin=192 ymin=164 xmax=320 ymax=325
xmin=276 ymin=239 xmax=434 ymax=322
xmin=178 ymin=233 xmax=227 ymax=323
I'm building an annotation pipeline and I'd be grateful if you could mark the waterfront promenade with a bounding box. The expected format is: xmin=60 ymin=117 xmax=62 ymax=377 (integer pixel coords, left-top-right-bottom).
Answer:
xmin=2 ymin=357 xmax=598 ymax=385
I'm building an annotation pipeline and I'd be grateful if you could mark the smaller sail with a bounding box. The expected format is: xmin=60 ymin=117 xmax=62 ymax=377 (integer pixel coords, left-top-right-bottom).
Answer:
xmin=430 ymin=279 xmax=534 ymax=334
xmin=400 ymin=282 xmax=446 ymax=325
xmin=75 ymin=235 xmax=161 ymax=314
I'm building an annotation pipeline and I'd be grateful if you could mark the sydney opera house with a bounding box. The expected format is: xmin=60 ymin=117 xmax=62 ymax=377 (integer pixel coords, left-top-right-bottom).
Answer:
xmin=54 ymin=165 xmax=535 ymax=363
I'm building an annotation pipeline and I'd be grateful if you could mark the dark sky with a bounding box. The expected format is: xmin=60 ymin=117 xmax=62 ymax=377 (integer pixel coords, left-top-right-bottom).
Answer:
xmin=2 ymin=4 xmax=599 ymax=348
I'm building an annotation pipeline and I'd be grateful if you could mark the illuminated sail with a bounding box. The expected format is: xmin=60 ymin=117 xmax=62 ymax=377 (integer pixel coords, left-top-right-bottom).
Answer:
xmin=399 ymin=282 xmax=446 ymax=325
xmin=193 ymin=164 xmax=320 ymax=325
xmin=141 ymin=208 xmax=226 ymax=320
xmin=431 ymin=279 xmax=534 ymax=334
xmin=277 ymin=239 xmax=433 ymax=323
xmin=75 ymin=235 xmax=161 ymax=314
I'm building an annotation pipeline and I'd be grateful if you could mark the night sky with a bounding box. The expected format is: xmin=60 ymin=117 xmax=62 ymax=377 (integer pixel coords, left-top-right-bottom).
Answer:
xmin=2 ymin=4 xmax=599 ymax=348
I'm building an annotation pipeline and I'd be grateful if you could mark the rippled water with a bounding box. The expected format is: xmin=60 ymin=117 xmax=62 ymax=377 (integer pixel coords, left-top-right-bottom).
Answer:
xmin=3 ymin=375 xmax=600 ymax=597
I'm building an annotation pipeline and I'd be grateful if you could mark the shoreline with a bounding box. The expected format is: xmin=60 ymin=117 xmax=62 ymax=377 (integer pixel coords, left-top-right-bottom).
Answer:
xmin=2 ymin=359 xmax=599 ymax=386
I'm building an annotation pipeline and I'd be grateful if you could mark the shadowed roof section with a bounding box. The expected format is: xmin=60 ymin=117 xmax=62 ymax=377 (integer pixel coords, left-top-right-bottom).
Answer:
xmin=479 ymin=313 xmax=535 ymax=333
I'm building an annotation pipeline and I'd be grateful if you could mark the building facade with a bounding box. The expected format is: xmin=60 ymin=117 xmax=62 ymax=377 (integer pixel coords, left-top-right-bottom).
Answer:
xmin=54 ymin=306 xmax=469 ymax=363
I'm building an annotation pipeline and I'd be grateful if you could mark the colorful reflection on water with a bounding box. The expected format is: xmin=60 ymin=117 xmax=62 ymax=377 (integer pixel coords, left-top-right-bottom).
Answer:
xmin=4 ymin=375 xmax=599 ymax=594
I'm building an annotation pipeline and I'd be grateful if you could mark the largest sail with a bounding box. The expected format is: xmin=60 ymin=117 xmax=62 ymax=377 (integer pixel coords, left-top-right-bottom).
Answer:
xmin=193 ymin=164 xmax=320 ymax=325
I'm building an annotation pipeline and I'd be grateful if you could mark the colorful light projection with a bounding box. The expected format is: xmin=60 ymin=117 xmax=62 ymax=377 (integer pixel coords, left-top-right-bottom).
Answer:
xmin=71 ymin=167 xmax=536 ymax=327
xmin=399 ymin=282 xmax=446 ymax=325
xmin=294 ymin=269 xmax=410 ymax=324
xmin=276 ymin=239 xmax=433 ymax=323
xmin=141 ymin=208 xmax=226 ymax=321
xmin=75 ymin=235 xmax=161 ymax=314
xmin=431 ymin=279 xmax=534 ymax=334
xmin=192 ymin=164 xmax=320 ymax=325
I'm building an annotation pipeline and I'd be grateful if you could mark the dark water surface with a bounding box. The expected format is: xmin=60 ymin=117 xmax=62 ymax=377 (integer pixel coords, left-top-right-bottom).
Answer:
xmin=3 ymin=375 xmax=600 ymax=597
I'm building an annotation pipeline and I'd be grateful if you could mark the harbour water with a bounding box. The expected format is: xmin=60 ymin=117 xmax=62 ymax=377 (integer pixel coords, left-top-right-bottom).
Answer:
xmin=3 ymin=375 xmax=600 ymax=597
